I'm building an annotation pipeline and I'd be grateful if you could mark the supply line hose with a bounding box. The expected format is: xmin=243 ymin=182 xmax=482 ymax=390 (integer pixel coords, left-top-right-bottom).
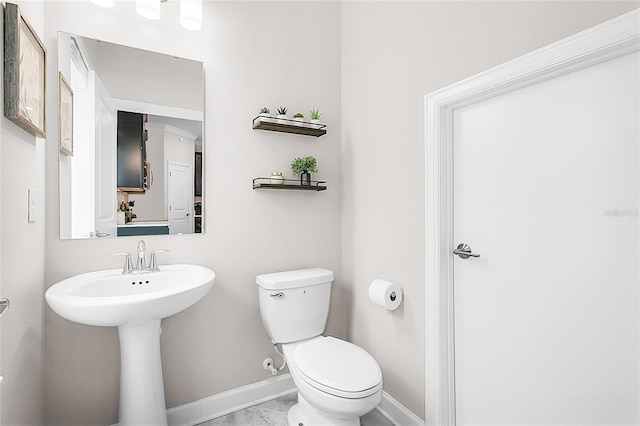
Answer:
xmin=272 ymin=342 xmax=287 ymax=373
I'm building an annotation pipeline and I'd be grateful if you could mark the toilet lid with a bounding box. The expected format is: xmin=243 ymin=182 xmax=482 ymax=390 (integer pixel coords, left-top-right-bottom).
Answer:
xmin=294 ymin=337 xmax=382 ymax=394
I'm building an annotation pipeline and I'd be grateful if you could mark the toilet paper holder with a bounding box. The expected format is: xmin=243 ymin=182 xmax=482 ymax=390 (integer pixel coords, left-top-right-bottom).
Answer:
xmin=369 ymin=279 xmax=402 ymax=310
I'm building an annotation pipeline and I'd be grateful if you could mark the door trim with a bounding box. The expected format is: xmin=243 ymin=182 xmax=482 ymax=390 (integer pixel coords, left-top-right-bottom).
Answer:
xmin=424 ymin=10 xmax=639 ymax=426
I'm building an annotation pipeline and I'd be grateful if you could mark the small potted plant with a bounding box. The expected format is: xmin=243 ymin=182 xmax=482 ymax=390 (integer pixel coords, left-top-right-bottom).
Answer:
xmin=276 ymin=106 xmax=288 ymax=124
xmin=291 ymin=156 xmax=318 ymax=186
xmin=310 ymin=108 xmax=323 ymax=128
xmin=259 ymin=107 xmax=273 ymax=123
xmin=293 ymin=112 xmax=305 ymax=126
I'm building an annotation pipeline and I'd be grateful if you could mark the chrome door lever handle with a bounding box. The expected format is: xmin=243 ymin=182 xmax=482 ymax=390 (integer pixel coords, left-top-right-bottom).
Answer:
xmin=453 ymin=243 xmax=480 ymax=259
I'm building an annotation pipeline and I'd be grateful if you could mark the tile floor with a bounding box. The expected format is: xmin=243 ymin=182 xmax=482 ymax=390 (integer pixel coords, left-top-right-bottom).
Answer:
xmin=196 ymin=392 xmax=393 ymax=426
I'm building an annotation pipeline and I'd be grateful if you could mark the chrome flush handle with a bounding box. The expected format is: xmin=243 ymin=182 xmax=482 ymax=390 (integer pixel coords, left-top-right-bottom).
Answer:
xmin=453 ymin=243 xmax=480 ymax=259
xmin=270 ymin=292 xmax=284 ymax=299
xmin=0 ymin=298 xmax=9 ymax=319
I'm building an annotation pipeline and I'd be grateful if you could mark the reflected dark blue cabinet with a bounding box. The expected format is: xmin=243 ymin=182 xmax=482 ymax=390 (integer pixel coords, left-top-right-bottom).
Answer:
xmin=117 ymin=111 xmax=147 ymax=192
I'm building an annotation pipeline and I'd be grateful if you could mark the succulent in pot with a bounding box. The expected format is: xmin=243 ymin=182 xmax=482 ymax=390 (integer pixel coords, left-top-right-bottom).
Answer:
xmin=259 ymin=107 xmax=271 ymax=116
xmin=310 ymin=108 xmax=323 ymax=128
xmin=293 ymin=112 xmax=305 ymax=126
xmin=276 ymin=106 xmax=288 ymax=124
xmin=258 ymin=107 xmax=273 ymax=122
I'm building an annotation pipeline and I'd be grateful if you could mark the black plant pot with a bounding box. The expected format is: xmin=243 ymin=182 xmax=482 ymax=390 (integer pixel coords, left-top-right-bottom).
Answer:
xmin=300 ymin=171 xmax=311 ymax=186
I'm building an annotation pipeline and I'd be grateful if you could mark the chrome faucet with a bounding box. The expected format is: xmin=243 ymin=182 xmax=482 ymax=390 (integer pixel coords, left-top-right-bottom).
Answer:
xmin=148 ymin=249 xmax=170 ymax=272
xmin=112 ymin=252 xmax=134 ymax=274
xmin=136 ymin=240 xmax=147 ymax=272
xmin=112 ymin=240 xmax=169 ymax=274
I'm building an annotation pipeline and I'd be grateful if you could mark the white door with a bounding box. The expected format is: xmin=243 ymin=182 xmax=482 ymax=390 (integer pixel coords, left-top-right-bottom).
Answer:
xmin=167 ymin=162 xmax=193 ymax=234
xmin=93 ymin=72 xmax=117 ymax=238
xmin=452 ymin=51 xmax=639 ymax=425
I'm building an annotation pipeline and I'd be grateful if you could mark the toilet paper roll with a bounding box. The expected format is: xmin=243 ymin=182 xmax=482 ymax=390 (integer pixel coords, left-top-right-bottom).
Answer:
xmin=368 ymin=279 xmax=402 ymax=310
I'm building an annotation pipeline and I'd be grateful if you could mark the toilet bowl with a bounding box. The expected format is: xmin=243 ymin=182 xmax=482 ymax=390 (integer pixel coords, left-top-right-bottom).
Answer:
xmin=284 ymin=336 xmax=382 ymax=425
xmin=256 ymin=268 xmax=383 ymax=426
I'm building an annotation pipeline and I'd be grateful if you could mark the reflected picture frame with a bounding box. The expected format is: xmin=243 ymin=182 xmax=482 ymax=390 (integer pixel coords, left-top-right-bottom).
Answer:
xmin=3 ymin=2 xmax=46 ymax=138
xmin=58 ymin=72 xmax=73 ymax=156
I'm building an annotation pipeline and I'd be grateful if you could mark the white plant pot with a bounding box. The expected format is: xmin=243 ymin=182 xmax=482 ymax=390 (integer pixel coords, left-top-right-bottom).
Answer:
xmin=293 ymin=117 xmax=305 ymax=126
xmin=277 ymin=114 xmax=288 ymax=124
xmin=310 ymin=119 xmax=323 ymax=129
xmin=259 ymin=113 xmax=274 ymax=123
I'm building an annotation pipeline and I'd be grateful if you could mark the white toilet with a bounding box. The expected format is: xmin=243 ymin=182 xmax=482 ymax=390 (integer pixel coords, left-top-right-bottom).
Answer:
xmin=256 ymin=268 xmax=383 ymax=426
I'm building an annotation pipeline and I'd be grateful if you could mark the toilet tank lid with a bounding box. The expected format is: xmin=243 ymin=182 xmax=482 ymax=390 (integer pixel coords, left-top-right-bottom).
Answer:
xmin=256 ymin=268 xmax=334 ymax=290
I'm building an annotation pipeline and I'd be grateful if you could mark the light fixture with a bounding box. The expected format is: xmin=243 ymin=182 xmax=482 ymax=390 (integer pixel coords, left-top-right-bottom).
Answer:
xmin=180 ymin=0 xmax=202 ymax=31
xmin=90 ymin=0 xmax=202 ymax=31
xmin=89 ymin=0 xmax=114 ymax=7
xmin=136 ymin=0 xmax=161 ymax=20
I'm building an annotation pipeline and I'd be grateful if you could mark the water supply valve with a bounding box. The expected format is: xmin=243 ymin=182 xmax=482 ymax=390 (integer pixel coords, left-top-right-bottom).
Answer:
xmin=262 ymin=357 xmax=278 ymax=375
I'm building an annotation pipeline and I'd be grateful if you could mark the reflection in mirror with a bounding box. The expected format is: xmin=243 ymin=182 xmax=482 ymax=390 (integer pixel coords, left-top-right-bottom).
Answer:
xmin=58 ymin=33 xmax=204 ymax=239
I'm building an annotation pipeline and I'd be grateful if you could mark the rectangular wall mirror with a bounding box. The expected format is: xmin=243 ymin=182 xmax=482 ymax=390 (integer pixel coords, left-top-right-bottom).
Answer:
xmin=57 ymin=33 xmax=204 ymax=239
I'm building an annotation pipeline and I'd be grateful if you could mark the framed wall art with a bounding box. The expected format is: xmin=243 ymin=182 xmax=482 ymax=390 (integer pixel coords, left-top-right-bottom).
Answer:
xmin=58 ymin=72 xmax=73 ymax=155
xmin=3 ymin=2 xmax=46 ymax=138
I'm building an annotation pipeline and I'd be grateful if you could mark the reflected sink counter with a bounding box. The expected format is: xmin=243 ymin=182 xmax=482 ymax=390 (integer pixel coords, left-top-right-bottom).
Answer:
xmin=117 ymin=221 xmax=170 ymax=237
xmin=45 ymin=264 xmax=215 ymax=327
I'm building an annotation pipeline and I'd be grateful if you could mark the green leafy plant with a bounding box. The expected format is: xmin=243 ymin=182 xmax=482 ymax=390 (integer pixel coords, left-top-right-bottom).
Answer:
xmin=259 ymin=107 xmax=270 ymax=114
xmin=291 ymin=156 xmax=318 ymax=175
xmin=293 ymin=112 xmax=304 ymax=119
xmin=277 ymin=106 xmax=288 ymax=115
xmin=310 ymin=109 xmax=322 ymax=120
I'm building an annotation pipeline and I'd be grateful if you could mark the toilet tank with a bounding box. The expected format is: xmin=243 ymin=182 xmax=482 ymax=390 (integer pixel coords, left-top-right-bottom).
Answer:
xmin=256 ymin=268 xmax=334 ymax=344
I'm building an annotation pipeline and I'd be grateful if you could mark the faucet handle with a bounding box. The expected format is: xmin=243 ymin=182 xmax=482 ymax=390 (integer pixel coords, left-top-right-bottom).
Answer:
xmin=112 ymin=252 xmax=134 ymax=274
xmin=148 ymin=250 xmax=170 ymax=272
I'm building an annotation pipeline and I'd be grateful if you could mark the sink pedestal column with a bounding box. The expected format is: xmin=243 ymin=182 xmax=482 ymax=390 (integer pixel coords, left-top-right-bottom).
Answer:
xmin=117 ymin=319 xmax=167 ymax=426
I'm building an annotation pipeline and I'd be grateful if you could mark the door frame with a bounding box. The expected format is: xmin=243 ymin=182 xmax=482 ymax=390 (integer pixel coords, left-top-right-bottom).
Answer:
xmin=93 ymin=71 xmax=117 ymax=238
xmin=424 ymin=10 xmax=639 ymax=426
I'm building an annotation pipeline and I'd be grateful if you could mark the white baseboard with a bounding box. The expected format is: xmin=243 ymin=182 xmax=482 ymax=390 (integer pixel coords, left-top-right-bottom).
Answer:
xmin=167 ymin=373 xmax=424 ymax=426
xmin=167 ymin=374 xmax=296 ymax=426
xmin=378 ymin=391 xmax=425 ymax=426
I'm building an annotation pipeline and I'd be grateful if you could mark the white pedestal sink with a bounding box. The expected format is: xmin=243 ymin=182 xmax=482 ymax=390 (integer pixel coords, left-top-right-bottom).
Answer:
xmin=45 ymin=264 xmax=215 ymax=426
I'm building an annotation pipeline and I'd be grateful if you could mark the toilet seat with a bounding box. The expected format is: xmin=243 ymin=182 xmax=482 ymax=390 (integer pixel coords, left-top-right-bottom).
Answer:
xmin=293 ymin=336 xmax=382 ymax=399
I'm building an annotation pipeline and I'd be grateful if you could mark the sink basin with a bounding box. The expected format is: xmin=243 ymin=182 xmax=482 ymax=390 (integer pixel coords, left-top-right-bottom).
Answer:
xmin=45 ymin=263 xmax=215 ymax=426
xmin=45 ymin=264 xmax=215 ymax=326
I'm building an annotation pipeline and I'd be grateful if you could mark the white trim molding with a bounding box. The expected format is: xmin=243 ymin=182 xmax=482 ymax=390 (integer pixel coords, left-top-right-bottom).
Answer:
xmin=112 ymin=98 xmax=203 ymax=122
xmin=167 ymin=374 xmax=296 ymax=426
xmin=379 ymin=391 xmax=426 ymax=426
xmin=424 ymin=10 xmax=639 ymax=426
xmin=164 ymin=373 xmax=424 ymax=426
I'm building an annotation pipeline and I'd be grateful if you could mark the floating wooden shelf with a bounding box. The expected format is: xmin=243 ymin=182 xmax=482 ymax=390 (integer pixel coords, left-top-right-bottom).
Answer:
xmin=252 ymin=116 xmax=327 ymax=137
xmin=253 ymin=177 xmax=327 ymax=191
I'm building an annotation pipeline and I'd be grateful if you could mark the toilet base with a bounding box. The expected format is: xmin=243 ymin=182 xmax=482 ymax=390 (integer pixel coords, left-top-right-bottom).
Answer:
xmin=288 ymin=393 xmax=360 ymax=426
